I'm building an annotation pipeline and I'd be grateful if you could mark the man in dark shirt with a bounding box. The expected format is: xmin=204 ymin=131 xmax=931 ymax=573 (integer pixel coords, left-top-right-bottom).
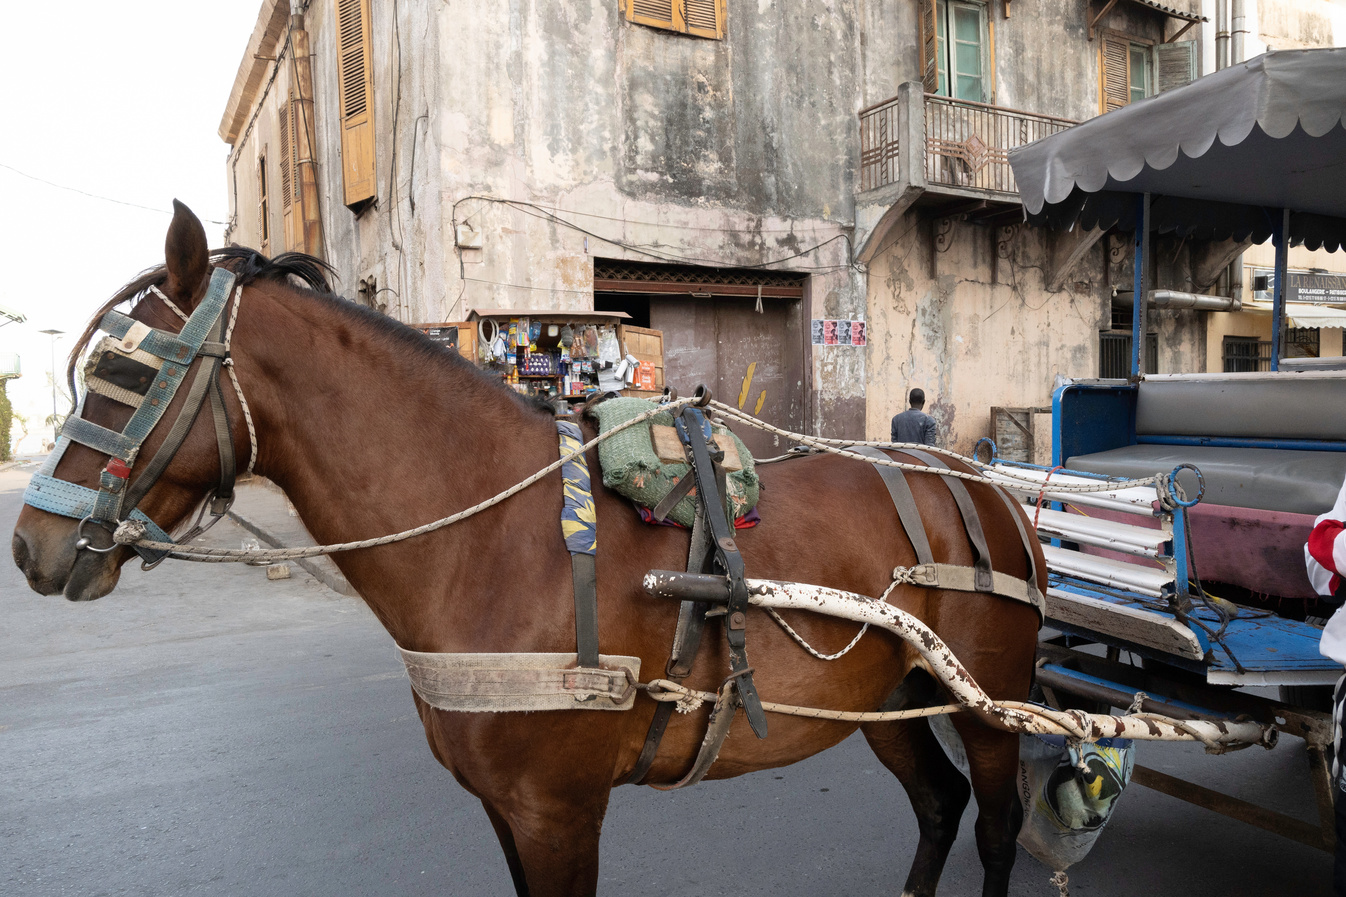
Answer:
xmin=890 ymin=388 xmax=938 ymax=445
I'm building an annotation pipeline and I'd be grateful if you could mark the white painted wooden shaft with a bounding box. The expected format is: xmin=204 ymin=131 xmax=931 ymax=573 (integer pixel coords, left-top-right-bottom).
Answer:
xmin=734 ymin=577 xmax=1269 ymax=748
xmin=1041 ymin=545 xmax=1174 ymax=597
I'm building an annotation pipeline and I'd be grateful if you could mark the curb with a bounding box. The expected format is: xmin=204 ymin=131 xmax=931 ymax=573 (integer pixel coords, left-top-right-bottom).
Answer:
xmin=226 ymin=510 xmax=359 ymax=598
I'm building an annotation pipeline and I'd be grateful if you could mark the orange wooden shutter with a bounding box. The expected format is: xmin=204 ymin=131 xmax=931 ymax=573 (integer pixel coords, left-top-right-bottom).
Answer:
xmin=919 ymin=0 xmax=940 ymax=94
xmin=683 ymin=0 xmax=725 ymax=39
xmin=626 ymin=0 xmax=677 ymax=31
xmin=336 ymin=0 xmax=376 ymax=208
xmin=1101 ymin=32 xmax=1130 ymax=112
xmin=279 ymin=90 xmax=296 ymax=249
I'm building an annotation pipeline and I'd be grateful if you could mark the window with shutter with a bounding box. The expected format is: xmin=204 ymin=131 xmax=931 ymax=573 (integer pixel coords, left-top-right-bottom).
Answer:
xmin=257 ymin=154 xmax=270 ymax=254
xmin=279 ymin=90 xmax=297 ymax=249
xmin=623 ymin=0 xmax=725 ymax=39
xmin=1100 ymin=32 xmax=1192 ymax=112
xmin=920 ymin=0 xmax=990 ymax=102
xmin=335 ymin=0 xmax=376 ymax=208
xmin=1100 ymin=32 xmax=1131 ymax=112
xmin=1154 ymin=40 xmax=1197 ymax=93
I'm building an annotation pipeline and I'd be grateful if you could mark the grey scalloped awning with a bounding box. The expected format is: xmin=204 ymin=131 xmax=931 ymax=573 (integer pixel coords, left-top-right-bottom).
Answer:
xmin=1008 ymin=49 xmax=1346 ymax=250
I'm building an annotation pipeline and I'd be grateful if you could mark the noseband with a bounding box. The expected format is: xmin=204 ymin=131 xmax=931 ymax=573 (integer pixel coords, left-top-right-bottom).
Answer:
xmin=22 ymin=267 xmax=252 ymax=567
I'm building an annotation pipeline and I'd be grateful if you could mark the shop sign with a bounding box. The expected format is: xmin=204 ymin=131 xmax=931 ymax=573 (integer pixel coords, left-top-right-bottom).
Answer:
xmin=1288 ymin=272 xmax=1346 ymax=305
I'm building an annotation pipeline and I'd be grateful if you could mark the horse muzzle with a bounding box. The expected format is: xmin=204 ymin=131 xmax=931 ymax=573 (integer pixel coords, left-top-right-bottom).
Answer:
xmin=12 ymin=507 xmax=125 ymax=601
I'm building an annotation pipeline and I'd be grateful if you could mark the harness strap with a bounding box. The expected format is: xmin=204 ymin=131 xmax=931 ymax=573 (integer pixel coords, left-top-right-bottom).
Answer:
xmin=903 ymin=449 xmax=995 ymax=593
xmin=85 ymin=377 xmax=146 ymax=408
xmin=893 ymin=562 xmax=1043 ymax=614
xmin=23 ymin=474 xmax=175 ymax=561
xmin=851 ymin=446 xmax=934 ymax=566
xmin=59 ymin=416 xmax=139 ymax=463
xmin=556 ymin=421 xmax=600 ymax=670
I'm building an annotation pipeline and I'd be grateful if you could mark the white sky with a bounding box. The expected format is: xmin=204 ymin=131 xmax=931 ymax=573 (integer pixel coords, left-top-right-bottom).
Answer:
xmin=0 ymin=1 xmax=262 ymax=453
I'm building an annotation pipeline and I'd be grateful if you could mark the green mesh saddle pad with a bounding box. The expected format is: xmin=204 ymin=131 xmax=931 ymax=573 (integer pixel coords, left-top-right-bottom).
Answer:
xmin=589 ymin=398 xmax=759 ymax=528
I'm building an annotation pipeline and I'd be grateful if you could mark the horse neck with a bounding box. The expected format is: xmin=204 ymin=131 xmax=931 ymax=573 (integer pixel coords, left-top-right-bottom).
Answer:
xmin=234 ymin=284 xmax=559 ymax=586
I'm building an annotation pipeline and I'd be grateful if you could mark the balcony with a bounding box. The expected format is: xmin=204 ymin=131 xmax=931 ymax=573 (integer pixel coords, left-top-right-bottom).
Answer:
xmin=855 ymin=83 xmax=1076 ymax=261
xmin=0 ymin=354 xmax=19 ymax=379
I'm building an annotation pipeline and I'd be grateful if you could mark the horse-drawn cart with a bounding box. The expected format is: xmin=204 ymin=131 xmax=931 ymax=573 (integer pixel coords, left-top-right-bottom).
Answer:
xmin=1001 ymin=47 xmax=1346 ymax=852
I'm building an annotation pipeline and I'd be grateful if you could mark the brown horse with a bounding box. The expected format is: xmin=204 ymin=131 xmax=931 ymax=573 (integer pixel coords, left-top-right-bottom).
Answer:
xmin=12 ymin=204 xmax=1045 ymax=897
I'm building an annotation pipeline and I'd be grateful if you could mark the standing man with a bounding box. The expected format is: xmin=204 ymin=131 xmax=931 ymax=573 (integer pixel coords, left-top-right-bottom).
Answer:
xmin=1306 ymin=477 xmax=1346 ymax=895
xmin=891 ymin=388 xmax=938 ymax=446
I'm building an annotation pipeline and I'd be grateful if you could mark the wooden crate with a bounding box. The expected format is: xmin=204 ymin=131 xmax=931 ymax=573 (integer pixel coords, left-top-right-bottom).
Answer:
xmin=990 ymin=406 xmax=1049 ymax=463
xmin=619 ymin=324 xmax=665 ymax=400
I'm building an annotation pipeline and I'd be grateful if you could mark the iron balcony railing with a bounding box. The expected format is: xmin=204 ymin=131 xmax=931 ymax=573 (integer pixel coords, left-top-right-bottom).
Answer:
xmin=859 ymin=92 xmax=1076 ymax=196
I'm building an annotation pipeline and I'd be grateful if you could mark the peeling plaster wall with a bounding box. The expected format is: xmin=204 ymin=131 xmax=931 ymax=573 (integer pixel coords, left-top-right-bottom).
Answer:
xmin=865 ymin=215 xmax=1203 ymax=455
xmin=432 ymin=0 xmax=868 ymax=436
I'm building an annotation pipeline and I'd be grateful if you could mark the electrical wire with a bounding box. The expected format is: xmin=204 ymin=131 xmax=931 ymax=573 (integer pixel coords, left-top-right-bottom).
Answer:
xmin=0 ymin=161 xmax=227 ymax=226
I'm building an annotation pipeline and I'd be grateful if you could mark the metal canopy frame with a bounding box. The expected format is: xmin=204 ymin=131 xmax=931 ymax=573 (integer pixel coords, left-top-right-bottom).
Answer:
xmin=1008 ymin=49 xmax=1346 ymax=374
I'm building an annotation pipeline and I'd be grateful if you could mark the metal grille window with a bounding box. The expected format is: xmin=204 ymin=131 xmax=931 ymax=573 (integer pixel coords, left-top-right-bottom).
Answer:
xmin=1100 ymin=331 xmax=1158 ymax=378
xmin=1286 ymin=327 xmax=1321 ymax=358
xmin=1222 ymin=336 xmax=1269 ymax=372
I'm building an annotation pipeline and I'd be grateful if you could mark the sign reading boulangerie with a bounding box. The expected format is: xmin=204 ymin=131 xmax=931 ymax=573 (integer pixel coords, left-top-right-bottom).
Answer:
xmin=1288 ymin=272 xmax=1346 ymax=305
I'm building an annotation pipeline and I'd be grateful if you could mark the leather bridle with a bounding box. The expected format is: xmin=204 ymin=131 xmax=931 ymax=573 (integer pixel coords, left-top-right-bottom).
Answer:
xmin=22 ymin=267 xmax=252 ymax=568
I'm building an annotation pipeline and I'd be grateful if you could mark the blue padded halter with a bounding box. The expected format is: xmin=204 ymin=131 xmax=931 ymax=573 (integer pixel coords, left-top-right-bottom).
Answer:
xmin=22 ymin=267 xmax=238 ymax=564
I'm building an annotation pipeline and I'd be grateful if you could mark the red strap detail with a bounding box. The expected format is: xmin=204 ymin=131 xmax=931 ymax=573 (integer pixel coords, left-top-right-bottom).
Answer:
xmin=1308 ymin=518 xmax=1346 ymax=575
xmin=1033 ymin=466 xmax=1065 ymax=531
xmin=106 ymin=458 xmax=132 ymax=479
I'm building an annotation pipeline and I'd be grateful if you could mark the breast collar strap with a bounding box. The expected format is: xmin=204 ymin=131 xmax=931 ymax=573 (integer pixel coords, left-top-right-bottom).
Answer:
xmin=21 ymin=267 xmax=244 ymax=567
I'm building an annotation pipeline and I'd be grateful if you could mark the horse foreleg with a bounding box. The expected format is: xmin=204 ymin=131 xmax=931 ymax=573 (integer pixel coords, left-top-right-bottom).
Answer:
xmin=482 ymin=801 xmax=531 ymax=897
xmin=862 ymin=714 xmax=972 ymax=897
xmin=954 ymin=719 xmax=1024 ymax=897
xmin=479 ymin=782 xmax=611 ymax=897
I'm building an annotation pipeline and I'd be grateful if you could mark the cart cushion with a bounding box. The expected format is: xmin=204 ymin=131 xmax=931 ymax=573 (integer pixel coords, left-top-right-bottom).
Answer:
xmin=1136 ymin=375 xmax=1346 ymax=441
xmin=1065 ymin=444 xmax=1346 ymax=516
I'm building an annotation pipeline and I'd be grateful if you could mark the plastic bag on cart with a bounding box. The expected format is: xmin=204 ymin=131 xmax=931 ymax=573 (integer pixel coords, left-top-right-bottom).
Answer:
xmin=1016 ymin=733 xmax=1135 ymax=876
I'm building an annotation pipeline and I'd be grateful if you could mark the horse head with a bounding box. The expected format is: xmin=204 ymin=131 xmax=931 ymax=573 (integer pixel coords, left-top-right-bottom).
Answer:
xmin=13 ymin=202 xmax=262 ymax=601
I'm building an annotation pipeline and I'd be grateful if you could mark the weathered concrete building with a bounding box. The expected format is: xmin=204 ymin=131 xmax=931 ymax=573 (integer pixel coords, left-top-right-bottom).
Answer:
xmin=219 ymin=0 xmax=1341 ymax=460
xmin=221 ymin=0 xmax=867 ymax=451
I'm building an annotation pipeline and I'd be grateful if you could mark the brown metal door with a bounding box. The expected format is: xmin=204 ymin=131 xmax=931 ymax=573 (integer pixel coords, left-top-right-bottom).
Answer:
xmin=650 ymin=295 xmax=805 ymax=458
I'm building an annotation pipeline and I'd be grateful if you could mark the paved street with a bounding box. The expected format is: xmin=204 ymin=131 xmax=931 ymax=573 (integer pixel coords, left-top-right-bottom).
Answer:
xmin=0 ymin=462 xmax=1332 ymax=896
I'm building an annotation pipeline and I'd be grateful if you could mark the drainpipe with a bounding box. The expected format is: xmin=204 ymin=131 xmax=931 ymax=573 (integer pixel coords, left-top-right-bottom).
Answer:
xmin=1115 ymin=290 xmax=1242 ymax=311
xmin=1231 ymin=0 xmax=1247 ymax=64
xmin=289 ymin=9 xmax=324 ymax=260
xmin=1215 ymin=0 xmax=1229 ymax=70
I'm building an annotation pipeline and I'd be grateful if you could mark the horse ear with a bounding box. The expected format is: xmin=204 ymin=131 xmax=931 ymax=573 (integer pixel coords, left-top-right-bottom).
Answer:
xmin=163 ymin=199 xmax=209 ymax=303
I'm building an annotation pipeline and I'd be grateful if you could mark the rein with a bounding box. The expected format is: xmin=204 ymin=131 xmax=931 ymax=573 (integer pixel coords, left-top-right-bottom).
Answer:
xmin=22 ymin=267 xmax=255 ymax=566
xmin=106 ymin=397 xmax=1179 ymax=564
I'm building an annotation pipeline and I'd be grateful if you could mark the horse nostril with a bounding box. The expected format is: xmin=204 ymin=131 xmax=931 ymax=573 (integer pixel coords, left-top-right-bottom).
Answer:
xmin=12 ymin=531 xmax=32 ymax=572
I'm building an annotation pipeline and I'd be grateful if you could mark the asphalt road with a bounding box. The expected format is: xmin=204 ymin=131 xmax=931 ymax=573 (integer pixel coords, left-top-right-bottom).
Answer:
xmin=0 ymin=462 xmax=1332 ymax=896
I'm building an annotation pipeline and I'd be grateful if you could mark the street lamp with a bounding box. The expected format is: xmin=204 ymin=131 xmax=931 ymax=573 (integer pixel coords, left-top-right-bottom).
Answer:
xmin=39 ymin=328 xmax=64 ymax=448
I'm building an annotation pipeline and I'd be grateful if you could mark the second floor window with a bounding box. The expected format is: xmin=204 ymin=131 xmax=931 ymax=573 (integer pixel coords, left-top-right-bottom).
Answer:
xmin=1101 ymin=31 xmax=1196 ymax=113
xmin=922 ymin=0 xmax=989 ymax=102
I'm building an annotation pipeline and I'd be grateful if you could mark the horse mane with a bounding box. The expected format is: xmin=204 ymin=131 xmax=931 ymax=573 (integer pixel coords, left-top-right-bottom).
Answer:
xmin=67 ymin=247 xmax=555 ymax=418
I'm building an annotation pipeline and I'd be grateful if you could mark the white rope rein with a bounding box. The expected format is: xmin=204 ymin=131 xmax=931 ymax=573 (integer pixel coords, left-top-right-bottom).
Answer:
xmin=222 ymin=285 xmax=258 ymax=474
xmin=115 ymin=393 xmax=1171 ymax=561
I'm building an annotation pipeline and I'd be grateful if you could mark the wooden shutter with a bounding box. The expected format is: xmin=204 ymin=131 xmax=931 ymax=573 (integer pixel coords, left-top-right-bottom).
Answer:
xmin=683 ymin=0 xmax=725 ymax=40
xmin=1154 ymin=40 xmax=1197 ymax=93
xmin=257 ymin=155 xmax=270 ymax=253
xmin=336 ymin=0 xmax=376 ymax=208
xmin=919 ymin=0 xmax=940 ymax=94
xmin=1100 ymin=32 xmax=1130 ymax=112
xmin=626 ymin=0 xmax=676 ymax=31
xmin=279 ymin=90 xmax=296 ymax=249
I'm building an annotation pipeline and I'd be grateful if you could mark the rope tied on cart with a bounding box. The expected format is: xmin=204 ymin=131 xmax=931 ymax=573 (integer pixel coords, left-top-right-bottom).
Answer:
xmin=109 ymin=397 xmax=1179 ymax=563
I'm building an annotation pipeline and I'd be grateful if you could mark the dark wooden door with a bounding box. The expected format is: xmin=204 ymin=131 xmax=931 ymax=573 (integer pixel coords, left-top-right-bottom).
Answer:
xmin=650 ymin=295 xmax=805 ymax=458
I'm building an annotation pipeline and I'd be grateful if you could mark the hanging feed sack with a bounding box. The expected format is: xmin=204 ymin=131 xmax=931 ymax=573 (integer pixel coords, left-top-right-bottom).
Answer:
xmin=1016 ymin=733 xmax=1135 ymax=883
xmin=588 ymin=398 xmax=759 ymax=527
